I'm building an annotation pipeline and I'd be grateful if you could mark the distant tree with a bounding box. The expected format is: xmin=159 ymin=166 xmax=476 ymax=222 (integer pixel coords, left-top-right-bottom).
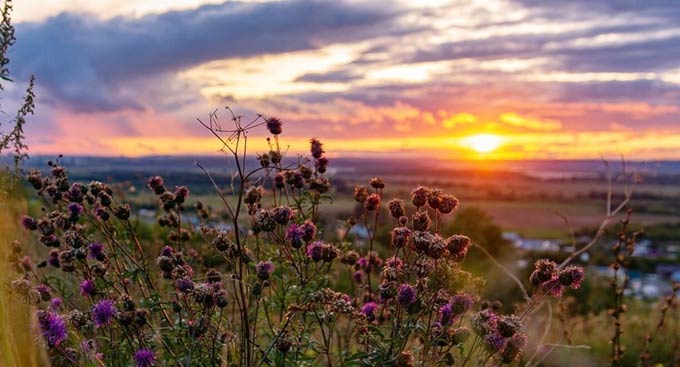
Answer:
xmin=444 ymin=206 xmax=510 ymax=258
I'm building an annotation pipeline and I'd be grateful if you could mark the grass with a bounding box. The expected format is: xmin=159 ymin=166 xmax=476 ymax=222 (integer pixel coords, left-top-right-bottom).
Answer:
xmin=0 ymin=188 xmax=49 ymax=367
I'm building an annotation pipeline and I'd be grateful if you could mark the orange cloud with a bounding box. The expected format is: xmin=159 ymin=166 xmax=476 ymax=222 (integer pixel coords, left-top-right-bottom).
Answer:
xmin=498 ymin=112 xmax=563 ymax=131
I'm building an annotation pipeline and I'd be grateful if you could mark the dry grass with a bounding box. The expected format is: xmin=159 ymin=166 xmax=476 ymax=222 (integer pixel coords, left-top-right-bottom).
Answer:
xmin=0 ymin=189 xmax=49 ymax=367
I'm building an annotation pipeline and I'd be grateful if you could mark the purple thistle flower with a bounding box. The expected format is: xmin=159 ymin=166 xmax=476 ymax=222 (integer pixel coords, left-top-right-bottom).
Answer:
xmin=50 ymin=297 xmax=63 ymax=311
xmin=134 ymin=348 xmax=156 ymax=367
xmin=300 ymin=220 xmax=317 ymax=241
xmin=541 ymin=278 xmax=564 ymax=297
xmin=361 ymin=302 xmax=378 ymax=321
xmin=559 ymin=266 xmax=585 ymax=289
xmin=272 ymin=206 xmax=294 ymax=225
xmin=255 ymin=260 xmax=275 ymax=280
xmin=286 ymin=224 xmax=306 ymax=248
xmin=160 ymin=246 xmax=174 ymax=257
xmin=175 ymin=277 xmax=194 ymax=293
xmin=147 ymin=176 xmax=165 ymax=195
xmin=37 ymin=311 xmax=67 ymax=348
xmin=21 ymin=215 xmax=38 ymax=230
xmin=88 ymin=242 xmax=105 ymax=261
xmin=68 ymin=203 xmax=83 ymax=217
xmin=174 ymin=186 xmax=190 ymax=204
xmin=439 ymin=303 xmax=455 ymax=326
xmin=391 ymin=227 xmax=412 ymax=248
xmin=306 ymin=241 xmax=324 ymax=262
xmin=79 ymin=279 xmax=96 ymax=297
xmin=92 ymin=299 xmax=118 ymax=327
xmin=483 ymin=332 xmax=507 ymax=354
xmin=397 ymin=284 xmax=416 ymax=307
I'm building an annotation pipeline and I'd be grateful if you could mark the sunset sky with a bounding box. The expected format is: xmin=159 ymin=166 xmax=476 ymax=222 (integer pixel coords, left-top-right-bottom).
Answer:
xmin=8 ymin=0 xmax=680 ymax=159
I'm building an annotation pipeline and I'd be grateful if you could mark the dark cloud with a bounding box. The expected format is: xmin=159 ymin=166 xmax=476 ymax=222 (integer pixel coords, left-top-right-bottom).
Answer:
xmin=13 ymin=0 xmax=398 ymax=112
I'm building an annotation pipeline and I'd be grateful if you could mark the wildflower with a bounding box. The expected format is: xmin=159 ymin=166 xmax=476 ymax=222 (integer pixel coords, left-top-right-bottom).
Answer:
xmin=321 ymin=243 xmax=339 ymax=262
xmin=258 ymin=153 xmax=270 ymax=167
xmin=202 ymin=269 xmax=220 ymax=284
xmin=411 ymin=211 xmax=431 ymax=231
xmin=79 ymin=279 xmax=96 ymax=297
xmin=397 ymin=284 xmax=416 ymax=307
xmin=471 ymin=309 xmax=498 ymax=336
xmin=391 ymin=227 xmax=412 ymax=248
xmin=67 ymin=183 xmax=84 ymax=203
xmin=307 ymin=241 xmax=324 ymax=262
xmin=68 ymin=203 xmax=83 ymax=218
xmin=92 ymin=299 xmax=118 ymax=327
xmin=353 ymin=186 xmax=369 ymax=203
xmin=497 ymin=314 xmax=523 ymax=337
xmin=274 ymin=173 xmax=285 ymax=189
xmin=21 ymin=215 xmax=38 ymax=230
xmin=174 ymin=186 xmax=190 ymax=204
xmin=265 ymin=116 xmax=283 ymax=135
xmin=315 ymin=156 xmax=329 ymax=173
xmin=412 ymin=231 xmax=436 ymax=253
xmin=50 ymin=297 xmax=63 ymax=311
xmin=88 ymin=242 xmax=105 ymax=261
xmin=361 ymin=302 xmax=378 ymax=321
xmin=254 ymin=210 xmax=277 ymax=232
xmin=364 ymin=193 xmax=381 ymax=211
xmin=411 ymin=186 xmax=430 ymax=207
xmin=501 ymin=333 xmax=527 ymax=363
xmin=147 ymin=176 xmax=165 ymax=195
xmin=175 ymin=277 xmax=194 ymax=293
xmin=255 ymin=261 xmax=275 ymax=280
xmin=35 ymin=284 xmax=51 ymax=301
xmin=310 ymin=138 xmax=325 ymax=159
xmin=134 ymin=348 xmax=156 ymax=367
xmin=439 ymin=303 xmax=455 ymax=326
xmin=483 ymin=332 xmax=507 ymax=354
xmin=286 ymin=224 xmax=306 ymax=248
xmin=37 ymin=311 xmax=67 ymax=347
xmin=387 ymin=199 xmax=405 ymax=218
xmin=427 ymin=189 xmax=442 ymax=210
xmin=269 ymin=150 xmax=282 ymax=164
xmin=445 ymin=235 xmax=471 ymax=262
xmin=426 ymin=235 xmax=448 ymax=259
xmin=530 ymin=259 xmax=558 ymax=286
xmin=243 ymin=186 xmax=264 ymax=205
xmin=369 ymin=177 xmax=385 ymax=189
xmin=272 ymin=206 xmax=294 ymax=225
xmin=216 ymin=289 xmax=229 ymax=308
xmin=438 ymin=194 xmax=459 ymax=214
xmin=300 ymin=220 xmax=317 ymax=241
xmin=114 ymin=204 xmax=131 ymax=220
xmin=95 ymin=206 xmax=110 ymax=221
xmin=559 ymin=266 xmax=585 ymax=289
xmin=541 ymin=278 xmax=564 ymax=297
xmin=340 ymin=250 xmax=360 ymax=265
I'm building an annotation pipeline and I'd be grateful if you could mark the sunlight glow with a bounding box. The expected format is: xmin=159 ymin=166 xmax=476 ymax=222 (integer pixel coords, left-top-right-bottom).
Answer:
xmin=460 ymin=134 xmax=503 ymax=153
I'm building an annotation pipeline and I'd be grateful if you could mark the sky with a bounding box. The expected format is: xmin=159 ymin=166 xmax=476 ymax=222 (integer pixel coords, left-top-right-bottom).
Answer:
xmin=6 ymin=0 xmax=680 ymax=159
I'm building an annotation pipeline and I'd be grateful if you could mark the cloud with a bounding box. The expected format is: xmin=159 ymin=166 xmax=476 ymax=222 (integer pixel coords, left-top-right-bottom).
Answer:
xmin=499 ymin=112 xmax=562 ymax=131
xmin=13 ymin=0 xmax=399 ymax=112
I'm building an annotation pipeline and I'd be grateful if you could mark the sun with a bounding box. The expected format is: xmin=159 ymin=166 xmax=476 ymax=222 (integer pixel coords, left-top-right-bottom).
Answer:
xmin=461 ymin=133 xmax=503 ymax=153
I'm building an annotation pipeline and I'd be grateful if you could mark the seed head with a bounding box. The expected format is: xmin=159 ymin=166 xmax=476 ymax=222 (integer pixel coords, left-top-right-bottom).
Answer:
xmin=265 ymin=117 xmax=283 ymax=135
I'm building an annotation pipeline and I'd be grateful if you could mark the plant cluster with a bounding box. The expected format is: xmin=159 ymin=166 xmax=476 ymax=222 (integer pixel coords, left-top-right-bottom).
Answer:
xmin=7 ymin=111 xmax=590 ymax=367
